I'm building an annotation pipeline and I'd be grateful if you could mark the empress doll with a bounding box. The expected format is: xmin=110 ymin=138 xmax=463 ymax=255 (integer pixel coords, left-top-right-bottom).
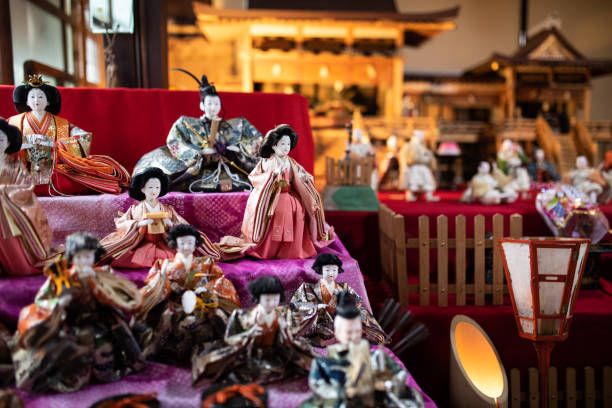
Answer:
xmin=100 ymin=167 xmax=220 ymax=268
xmin=0 ymin=118 xmax=57 ymax=275
xmin=191 ymin=276 xmax=319 ymax=385
xmin=133 ymin=224 xmax=240 ymax=365
xmin=134 ymin=71 xmax=262 ymax=192
xmin=291 ymin=253 xmax=385 ymax=346
xmin=301 ymin=293 xmax=424 ymax=408
xmin=12 ymin=233 xmax=145 ymax=393
xmin=8 ymin=74 xmax=129 ymax=194
xmin=217 ymin=124 xmax=334 ymax=259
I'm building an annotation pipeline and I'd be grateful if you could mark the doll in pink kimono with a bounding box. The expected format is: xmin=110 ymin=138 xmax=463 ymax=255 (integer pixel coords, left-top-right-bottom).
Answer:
xmin=100 ymin=167 xmax=219 ymax=268
xmin=217 ymin=125 xmax=334 ymax=259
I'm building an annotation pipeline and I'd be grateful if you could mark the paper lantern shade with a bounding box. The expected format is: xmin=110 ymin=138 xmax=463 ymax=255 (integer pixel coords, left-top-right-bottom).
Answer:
xmin=450 ymin=315 xmax=508 ymax=408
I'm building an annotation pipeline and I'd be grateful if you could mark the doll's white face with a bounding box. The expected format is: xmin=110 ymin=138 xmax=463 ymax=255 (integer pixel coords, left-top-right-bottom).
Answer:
xmin=478 ymin=161 xmax=490 ymax=174
xmin=200 ymin=95 xmax=221 ymax=120
xmin=258 ymin=293 xmax=281 ymax=313
xmin=72 ymin=249 xmax=96 ymax=270
xmin=334 ymin=315 xmax=362 ymax=346
xmin=536 ymin=149 xmax=545 ymax=161
xmin=321 ymin=264 xmax=339 ymax=284
xmin=27 ymin=88 xmax=49 ymax=113
xmin=141 ymin=177 xmax=161 ymax=201
xmin=576 ymin=156 xmax=588 ymax=169
xmin=176 ymin=235 xmax=197 ymax=257
xmin=0 ymin=130 xmax=8 ymax=155
xmin=272 ymin=135 xmax=292 ymax=158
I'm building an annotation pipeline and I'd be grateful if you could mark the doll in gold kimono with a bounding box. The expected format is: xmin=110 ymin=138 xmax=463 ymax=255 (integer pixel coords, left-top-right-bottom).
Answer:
xmin=191 ymin=276 xmax=319 ymax=385
xmin=133 ymin=224 xmax=240 ymax=366
xmin=291 ymin=253 xmax=386 ymax=347
xmin=100 ymin=167 xmax=220 ymax=268
xmin=134 ymin=71 xmax=262 ymax=192
xmin=0 ymin=119 xmax=58 ymax=275
xmin=217 ymin=125 xmax=334 ymax=260
xmin=8 ymin=75 xmax=129 ymax=194
xmin=12 ymin=232 xmax=145 ymax=393
xmin=301 ymin=293 xmax=424 ymax=408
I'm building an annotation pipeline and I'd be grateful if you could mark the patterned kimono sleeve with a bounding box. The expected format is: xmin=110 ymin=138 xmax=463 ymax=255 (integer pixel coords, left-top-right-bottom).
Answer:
xmin=166 ymin=118 xmax=200 ymax=168
xmin=308 ymin=358 xmax=342 ymax=401
xmin=289 ymin=283 xmax=318 ymax=335
xmin=68 ymin=123 xmax=92 ymax=156
xmin=224 ymin=309 xmax=252 ymax=346
xmin=374 ymin=350 xmax=407 ymax=388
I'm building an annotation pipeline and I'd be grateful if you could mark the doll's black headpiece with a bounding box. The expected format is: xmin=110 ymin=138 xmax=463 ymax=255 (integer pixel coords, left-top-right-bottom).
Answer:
xmin=65 ymin=232 xmax=106 ymax=263
xmin=13 ymin=74 xmax=62 ymax=115
xmin=128 ymin=167 xmax=170 ymax=201
xmin=336 ymin=291 xmax=360 ymax=319
xmin=312 ymin=253 xmax=344 ymax=275
xmin=0 ymin=118 xmax=23 ymax=154
xmin=166 ymin=224 xmax=203 ymax=249
xmin=173 ymin=68 xmax=219 ymax=101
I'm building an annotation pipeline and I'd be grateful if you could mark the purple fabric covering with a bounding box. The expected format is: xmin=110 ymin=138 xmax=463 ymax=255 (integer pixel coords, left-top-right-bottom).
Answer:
xmin=0 ymin=192 xmax=436 ymax=407
xmin=18 ymin=348 xmax=436 ymax=408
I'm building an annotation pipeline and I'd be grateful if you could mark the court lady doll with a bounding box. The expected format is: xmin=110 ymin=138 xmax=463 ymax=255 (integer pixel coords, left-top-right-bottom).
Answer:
xmin=0 ymin=118 xmax=57 ymax=275
xmin=134 ymin=224 xmax=240 ymax=365
xmin=291 ymin=253 xmax=386 ymax=346
xmin=134 ymin=71 xmax=262 ymax=192
xmin=191 ymin=276 xmax=318 ymax=385
xmin=217 ymin=124 xmax=334 ymax=259
xmin=12 ymin=233 xmax=145 ymax=393
xmin=99 ymin=167 xmax=220 ymax=268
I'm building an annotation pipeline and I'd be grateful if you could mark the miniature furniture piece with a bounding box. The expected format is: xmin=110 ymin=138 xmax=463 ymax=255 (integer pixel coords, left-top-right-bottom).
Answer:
xmin=322 ymin=156 xmax=379 ymax=211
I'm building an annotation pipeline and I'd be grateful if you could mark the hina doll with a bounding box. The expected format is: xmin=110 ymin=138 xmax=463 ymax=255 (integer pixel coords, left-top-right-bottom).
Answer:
xmin=134 ymin=71 xmax=262 ymax=192
xmin=378 ymin=135 xmax=401 ymax=191
xmin=8 ymin=74 xmax=129 ymax=194
xmin=460 ymin=161 xmax=518 ymax=205
xmin=527 ymin=148 xmax=560 ymax=183
xmin=133 ymin=224 xmax=240 ymax=365
xmin=301 ymin=293 xmax=424 ymax=408
xmin=0 ymin=119 xmax=57 ymax=275
xmin=496 ymin=139 xmax=530 ymax=198
xmin=191 ymin=276 xmax=319 ymax=385
xmin=12 ymin=232 xmax=145 ymax=393
xmin=291 ymin=253 xmax=385 ymax=346
xmin=99 ymin=167 xmax=220 ymax=268
xmin=399 ymin=130 xmax=439 ymax=202
xmin=217 ymin=124 xmax=334 ymax=260
xmin=568 ymin=156 xmax=605 ymax=203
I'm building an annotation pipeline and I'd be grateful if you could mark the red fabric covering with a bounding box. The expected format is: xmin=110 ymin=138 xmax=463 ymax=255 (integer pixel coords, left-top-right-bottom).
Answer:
xmin=0 ymin=86 xmax=314 ymax=174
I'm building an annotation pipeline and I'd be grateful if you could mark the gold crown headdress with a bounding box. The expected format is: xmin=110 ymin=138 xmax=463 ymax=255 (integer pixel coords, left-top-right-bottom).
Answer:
xmin=24 ymin=74 xmax=48 ymax=88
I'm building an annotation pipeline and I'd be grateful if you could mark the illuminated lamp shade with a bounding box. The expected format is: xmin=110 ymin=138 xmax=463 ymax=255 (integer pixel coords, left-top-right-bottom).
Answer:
xmin=450 ymin=315 xmax=508 ymax=408
xmin=491 ymin=61 xmax=500 ymax=71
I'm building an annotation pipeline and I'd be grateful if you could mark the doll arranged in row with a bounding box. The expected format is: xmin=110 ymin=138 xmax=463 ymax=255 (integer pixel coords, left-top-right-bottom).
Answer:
xmin=5 ymin=230 xmax=423 ymax=407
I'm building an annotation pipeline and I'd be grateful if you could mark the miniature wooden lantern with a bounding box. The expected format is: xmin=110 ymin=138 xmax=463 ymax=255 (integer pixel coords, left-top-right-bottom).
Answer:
xmin=498 ymin=237 xmax=590 ymax=408
xmin=450 ymin=315 xmax=508 ymax=408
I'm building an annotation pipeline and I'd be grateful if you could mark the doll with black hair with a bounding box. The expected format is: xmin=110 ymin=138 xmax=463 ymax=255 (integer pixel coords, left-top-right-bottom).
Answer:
xmin=134 ymin=71 xmax=262 ymax=192
xmin=8 ymin=74 xmax=129 ymax=194
xmin=133 ymin=223 xmax=240 ymax=366
xmin=291 ymin=253 xmax=385 ymax=346
xmin=0 ymin=118 xmax=58 ymax=275
xmin=100 ymin=167 xmax=220 ymax=268
xmin=217 ymin=124 xmax=334 ymax=259
xmin=192 ymin=276 xmax=318 ymax=385
xmin=301 ymin=292 xmax=424 ymax=408
xmin=12 ymin=232 xmax=145 ymax=393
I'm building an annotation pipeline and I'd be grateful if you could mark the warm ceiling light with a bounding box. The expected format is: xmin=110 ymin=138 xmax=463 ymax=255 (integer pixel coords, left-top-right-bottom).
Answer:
xmin=283 ymin=85 xmax=294 ymax=94
xmin=272 ymin=63 xmax=282 ymax=77
xmin=319 ymin=66 xmax=329 ymax=78
xmin=491 ymin=61 xmax=500 ymax=71
xmin=333 ymin=80 xmax=344 ymax=92
xmin=450 ymin=315 xmax=508 ymax=407
xmin=366 ymin=64 xmax=377 ymax=79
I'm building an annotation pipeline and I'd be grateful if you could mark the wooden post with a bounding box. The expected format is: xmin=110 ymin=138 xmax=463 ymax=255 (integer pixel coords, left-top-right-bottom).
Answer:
xmin=548 ymin=367 xmax=558 ymax=408
xmin=511 ymin=369 xmax=521 ymax=408
xmin=394 ymin=214 xmax=408 ymax=307
xmin=455 ymin=215 xmax=466 ymax=306
xmin=493 ymin=214 xmax=504 ymax=305
xmin=510 ymin=214 xmax=523 ymax=238
xmin=583 ymin=88 xmax=591 ymax=123
xmin=529 ymin=367 xmax=539 ymax=408
xmin=585 ymin=366 xmax=596 ymax=408
xmin=566 ymin=367 xmax=577 ymax=408
xmin=474 ymin=215 xmax=485 ymax=305
xmin=418 ymin=215 xmax=430 ymax=306
xmin=604 ymin=366 xmax=612 ymax=408
xmin=0 ymin=0 xmax=14 ymax=84
xmin=437 ymin=215 xmax=448 ymax=307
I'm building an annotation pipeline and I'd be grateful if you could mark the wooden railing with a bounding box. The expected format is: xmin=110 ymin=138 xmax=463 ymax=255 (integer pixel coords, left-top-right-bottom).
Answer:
xmin=325 ymin=157 xmax=374 ymax=186
xmin=510 ymin=366 xmax=612 ymax=408
xmin=535 ymin=116 xmax=562 ymax=168
xmin=573 ymin=120 xmax=598 ymax=165
xmin=438 ymin=120 xmax=487 ymax=143
xmin=497 ymin=119 xmax=537 ymax=142
xmin=362 ymin=116 xmax=438 ymax=150
xmin=378 ymin=204 xmax=523 ymax=307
